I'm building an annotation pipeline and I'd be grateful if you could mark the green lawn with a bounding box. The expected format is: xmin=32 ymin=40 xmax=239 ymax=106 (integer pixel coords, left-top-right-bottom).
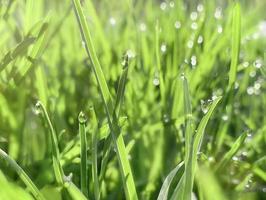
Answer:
xmin=0 ymin=0 xmax=265 ymax=200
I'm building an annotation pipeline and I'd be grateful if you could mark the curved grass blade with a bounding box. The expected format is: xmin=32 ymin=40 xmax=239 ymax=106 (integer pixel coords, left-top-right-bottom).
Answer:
xmin=36 ymin=101 xmax=64 ymax=184
xmin=228 ymin=2 xmax=241 ymax=90
xmin=216 ymin=132 xmax=247 ymax=171
xmin=0 ymin=148 xmax=46 ymax=200
xmin=157 ymin=161 xmax=184 ymax=200
xmin=71 ymin=1 xmax=138 ymax=199
xmin=78 ymin=112 xmax=88 ymax=197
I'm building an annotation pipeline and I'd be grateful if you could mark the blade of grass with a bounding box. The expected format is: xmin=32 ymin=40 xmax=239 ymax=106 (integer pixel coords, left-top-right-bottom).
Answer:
xmin=181 ymin=74 xmax=195 ymax=200
xmin=89 ymin=107 xmax=100 ymax=200
xmin=216 ymin=132 xmax=247 ymax=171
xmin=36 ymin=101 xmax=64 ymax=184
xmin=228 ymin=2 xmax=241 ymax=90
xmin=78 ymin=111 xmax=88 ymax=197
xmin=157 ymin=161 xmax=184 ymax=200
xmin=71 ymin=1 xmax=138 ymax=199
xmin=0 ymin=148 xmax=46 ymax=200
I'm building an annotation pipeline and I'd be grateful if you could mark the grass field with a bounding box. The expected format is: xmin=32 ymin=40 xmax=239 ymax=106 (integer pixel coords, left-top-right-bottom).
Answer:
xmin=0 ymin=0 xmax=266 ymax=199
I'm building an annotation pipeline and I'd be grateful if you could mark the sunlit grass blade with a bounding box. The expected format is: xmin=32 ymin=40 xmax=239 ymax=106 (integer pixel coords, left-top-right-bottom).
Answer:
xmin=36 ymin=101 xmax=64 ymax=184
xmin=196 ymin=166 xmax=228 ymax=200
xmin=0 ymin=148 xmax=46 ymax=200
xmin=228 ymin=2 xmax=241 ymax=90
xmin=72 ymin=1 xmax=138 ymax=199
xmin=64 ymin=181 xmax=88 ymax=200
xmin=89 ymin=107 xmax=100 ymax=200
xmin=13 ymin=13 xmax=51 ymax=84
xmin=78 ymin=111 xmax=88 ymax=197
xmin=157 ymin=161 xmax=184 ymax=200
xmin=216 ymin=132 xmax=247 ymax=171
xmin=181 ymin=74 xmax=194 ymax=200
xmin=0 ymin=37 xmax=35 ymax=73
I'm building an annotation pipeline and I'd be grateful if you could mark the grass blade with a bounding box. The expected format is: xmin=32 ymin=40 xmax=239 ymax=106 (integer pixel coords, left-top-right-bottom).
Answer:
xmin=228 ymin=2 xmax=241 ymax=90
xmin=64 ymin=181 xmax=88 ymax=200
xmin=71 ymin=1 xmax=138 ymax=199
xmin=216 ymin=132 xmax=247 ymax=171
xmin=36 ymin=101 xmax=64 ymax=184
xmin=78 ymin=111 xmax=88 ymax=197
xmin=89 ymin=107 xmax=100 ymax=200
xmin=0 ymin=148 xmax=46 ymax=200
xmin=157 ymin=161 xmax=184 ymax=200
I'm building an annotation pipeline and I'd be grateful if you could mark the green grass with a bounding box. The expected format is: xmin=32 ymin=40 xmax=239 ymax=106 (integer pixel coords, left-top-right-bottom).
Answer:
xmin=0 ymin=0 xmax=266 ymax=200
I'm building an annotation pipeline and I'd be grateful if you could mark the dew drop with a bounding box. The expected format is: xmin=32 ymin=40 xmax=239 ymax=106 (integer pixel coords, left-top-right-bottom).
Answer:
xmin=197 ymin=35 xmax=203 ymax=44
xmin=247 ymin=87 xmax=254 ymax=95
xmin=214 ymin=7 xmax=222 ymax=19
xmin=78 ymin=111 xmax=87 ymax=124
xmin=160 ymin=43 xmax=167 ymax=53
xmin=190 ymin=12 xmax=198 ymax=21
xmin=222 ymin=115 xmax=228 ymax=121
xmin=253 ymin=59 xmax=262 ymax=69
xmin=191 ymin=22 xmax=198 ymax=30
xmin=191 ymin=55 xmax=197 ymax=67
xmin=153 ymin=77 xmax=160 ymax=86
xmin=217 ymin=25 xmax=223 ymax=33
xmin=174 ymin=21 xmax=181 ymax=29
xmin=163 ymin=114 xmax=170 ymax=124
xmin=249 ymin=71 xmax=256 ymax=77
xmin=34 ymin=101 xmax=42 ymax=115
xmin=200 ymin=100 xmax=209 ymax=114
xmin=160 ymin=2 xmax=167 ymax=10
xmin=169 ymin=1 xmax=175 ymax=8
xmin=197 ymin=4 xmax=204 ymax=12
xmin=109 ymin=17 xmax=116 ymax=26
xmin=187 ymin=40 xmax=194 ymax=49
xmin=232 ymin=156 xmax=239 ymax=161
xmin=180 ymin=73 xmax=185 ymax=80
xmin=139 ymin=22 xmax=147 ymax=32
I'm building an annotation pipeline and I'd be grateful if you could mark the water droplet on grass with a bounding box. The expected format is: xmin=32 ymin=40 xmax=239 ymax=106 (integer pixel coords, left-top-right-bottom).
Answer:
xmin=249 ymin=71 xmax=256 ymax=77
xmin=191 ymin=55 xmax=197 ymax=66
xmin=190 ymin=12 xmax=198 ymax=21
xmin=247 ymin=87 xmax=254 ymax=95
xmin=214 ymin=7 xmax=222 ymax=19
xmin=174 ymin=21 xmax=181 ymax=29
xmin=160 ymin=2 xmax=167 ymax=10
xmin=253 ymin=59 xmax=262 ymax=69
xmin=169 ymin=1 xmax=175 ymax=8
xmin=197 ymin=35 xmax=203 ymax=44
xmin=187 ymin=40 xmax=194 ymax=48
xmin=217 ymin=25 xmax=223 ymax=33
xmin=139 ymin=22 xmax=147 ymax=32
xmin=34 ymin=101 xmax=42 ymax=115
xmin=153 ymin=77 xmax=160 ymax=86
xmin=109 ymin=17 xmax=116 ymax=26
xmin=197 ymin=4 xmax=204 ymax=12
xmin=191 ymin=22 xmax=198 ymax=30
xmin=222 ymin=115 xmax=228 ymax=121
xmin=161 ymin=43 xmax=167 ymax=53
xmin=78 ymin=111 xmax=87 ymax=124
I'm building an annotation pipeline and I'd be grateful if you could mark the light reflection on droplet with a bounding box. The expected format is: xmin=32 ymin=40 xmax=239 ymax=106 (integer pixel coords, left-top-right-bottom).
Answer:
xmin=174 ymin=21 xmax=181 ymax=29
xmin=109 ymin=17 xmax=116 ymax=26
xmin=161 ymin=43 xmax=167 ymax=53
xmin=169 ymin=1 xmax=175 ymax=8
xmin=160 ymin=2 xmax=167 ymax=10
xmin=191 ymin=22 xmax=198 ymax=30
xmin=197 ymin=4 xmax=204 ymax=12
xmin=214 ymin=7 xmax=222 ymax=19
xmin=139 ymin=22 xmax=147 ymax=32
xmin=187 ymin=40 xmax=194 ymax=49
xmin=217 ymin=25 xmax=223 ymax=33
xmin=247 ymin=87 xmax=254 ymax=95
xmin=197 ymin=35 xmax=203 ymax=44
xmin=190 ymin=12 xmax=198 ymax=21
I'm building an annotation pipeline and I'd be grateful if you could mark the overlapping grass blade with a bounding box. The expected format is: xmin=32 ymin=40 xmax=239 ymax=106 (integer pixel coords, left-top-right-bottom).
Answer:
xmin=216 ymin=132 xmax=247 ymax=171
xmin=72 ymin=1 xmax=138 ymax=199
xmin=78 ymin=111 xmax=88 ymax=197
xmin=228 ymin=2 xmax=241 ymax=90
xmin=157 ymin=161 xmax=184 ymax=200
xmin=90 ymin=107 xmax=100 ymax=200
xmin=0 ymin=148 xmax=46 ymax=200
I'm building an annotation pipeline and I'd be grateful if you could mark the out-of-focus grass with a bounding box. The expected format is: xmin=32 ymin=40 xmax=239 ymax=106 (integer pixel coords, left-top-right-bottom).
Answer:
xmin=0 ymin=0 xmax=266 ymax=200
